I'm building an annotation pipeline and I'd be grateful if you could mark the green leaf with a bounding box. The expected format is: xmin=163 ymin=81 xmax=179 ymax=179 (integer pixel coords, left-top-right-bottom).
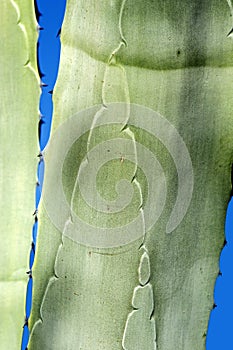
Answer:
xmin=0 ymin=1 xmax=39 ymax=348
xmin=29 ymin=1 xmax=233 ymax=349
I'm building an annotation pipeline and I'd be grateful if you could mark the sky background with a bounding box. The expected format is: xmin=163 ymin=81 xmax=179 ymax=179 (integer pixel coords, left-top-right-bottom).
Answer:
xmin=22 ymin=0 xmax=233 ymax=348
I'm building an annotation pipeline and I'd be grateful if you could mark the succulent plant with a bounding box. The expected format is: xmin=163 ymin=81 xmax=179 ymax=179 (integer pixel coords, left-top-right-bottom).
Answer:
xmin=1 ymin=1 xmax=233 ymax=349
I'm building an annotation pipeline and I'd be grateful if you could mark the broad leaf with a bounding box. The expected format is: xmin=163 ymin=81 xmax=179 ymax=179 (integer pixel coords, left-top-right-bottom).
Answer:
xmin=29 ymin=1 xmax=233 ymax=349
xmin=0 ymin=0 xmax=39 ymax=349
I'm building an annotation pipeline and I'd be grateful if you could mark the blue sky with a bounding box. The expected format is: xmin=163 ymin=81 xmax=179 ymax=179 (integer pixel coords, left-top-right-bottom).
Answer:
xmin=21 ymin=0 xmax=233 ymax=348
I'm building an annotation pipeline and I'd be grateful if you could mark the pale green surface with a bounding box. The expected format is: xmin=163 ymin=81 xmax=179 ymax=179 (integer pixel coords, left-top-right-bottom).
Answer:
xmin=0 ymin=1 xmax=39 ymax=348
xmin=30 ymin=1 xmax=233 ymax=349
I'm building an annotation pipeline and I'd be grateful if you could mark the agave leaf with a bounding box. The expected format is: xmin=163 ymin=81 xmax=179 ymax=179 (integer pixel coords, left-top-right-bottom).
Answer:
xmin=29 ymin=1 xmax=233 ymax=349
xmin=0 ymin=1 xmax=39 ymax=348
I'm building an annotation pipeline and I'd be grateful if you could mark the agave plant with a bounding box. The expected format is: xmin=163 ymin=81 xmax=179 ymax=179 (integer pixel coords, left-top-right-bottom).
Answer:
xmin=1 ymin=1 xmax=233 ymax=349
xmin=0 ymin=1 xmax=39 ymax=349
